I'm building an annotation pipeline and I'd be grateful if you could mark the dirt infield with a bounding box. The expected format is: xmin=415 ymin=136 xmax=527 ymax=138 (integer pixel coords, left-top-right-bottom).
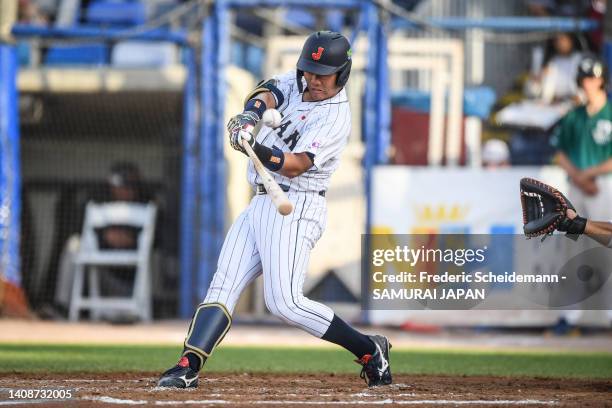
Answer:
xmin=0 ymin=372 xmax=610 ymax=407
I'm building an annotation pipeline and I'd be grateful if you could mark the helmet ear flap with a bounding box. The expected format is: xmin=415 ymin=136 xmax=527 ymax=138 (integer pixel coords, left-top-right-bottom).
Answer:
xmin=336 ymin=60 xmax=352 ymax=88
xmin=296 ymin=69 xmax=305 ymax=93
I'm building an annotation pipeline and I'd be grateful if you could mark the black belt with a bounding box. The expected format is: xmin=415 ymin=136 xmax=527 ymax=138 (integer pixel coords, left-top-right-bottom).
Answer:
xmin=256 ymin=184 xmax=325 ymax=197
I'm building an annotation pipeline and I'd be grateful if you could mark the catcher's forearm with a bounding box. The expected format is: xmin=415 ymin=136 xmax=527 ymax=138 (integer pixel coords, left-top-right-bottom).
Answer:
xmin=584 ymin=220 xmax=612 ymax=248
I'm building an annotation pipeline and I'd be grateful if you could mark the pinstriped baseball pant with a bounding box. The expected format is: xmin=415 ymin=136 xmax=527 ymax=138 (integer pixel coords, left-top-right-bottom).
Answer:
xmin=203 ymin=192 xmax=334 ymax=337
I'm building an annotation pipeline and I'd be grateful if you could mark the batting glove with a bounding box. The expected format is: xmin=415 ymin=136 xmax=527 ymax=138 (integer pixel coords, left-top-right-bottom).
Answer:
xmin=227 ymin=112 xmax=258 ymax=153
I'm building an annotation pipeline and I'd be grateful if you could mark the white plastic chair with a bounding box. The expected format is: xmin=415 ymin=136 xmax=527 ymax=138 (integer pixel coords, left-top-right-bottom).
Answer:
xmin=69 ymin=201 xmax=157 ymax=322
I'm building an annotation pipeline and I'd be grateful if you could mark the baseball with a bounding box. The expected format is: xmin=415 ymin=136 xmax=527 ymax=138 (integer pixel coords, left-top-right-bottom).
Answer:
xmin=239 ymin=130 xmax=252 ymax=143
xmin=262 ymin=108 xmax=282 ymax=128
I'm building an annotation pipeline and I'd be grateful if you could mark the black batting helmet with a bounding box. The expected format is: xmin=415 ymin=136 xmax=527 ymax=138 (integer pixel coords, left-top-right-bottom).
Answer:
xmin=296 ymin=31 xmax=352 ymax=93
xmin=576 ymin=54 xmax=608 ymax=89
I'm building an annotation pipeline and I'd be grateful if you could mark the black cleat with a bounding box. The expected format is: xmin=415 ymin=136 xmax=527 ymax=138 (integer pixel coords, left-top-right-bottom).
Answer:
xmin=157 ymin=356 xmax=199 ymax=388
xmin=355 ymin=335 xmax=392 ymax=387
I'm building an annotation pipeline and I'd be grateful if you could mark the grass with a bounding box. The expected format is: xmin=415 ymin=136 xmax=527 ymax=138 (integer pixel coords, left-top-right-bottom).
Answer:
xmin=0 ymin=343 xmax=610 ymax=379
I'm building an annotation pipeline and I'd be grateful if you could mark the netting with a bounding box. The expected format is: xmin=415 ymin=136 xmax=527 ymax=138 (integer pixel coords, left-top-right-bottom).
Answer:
xmin=19 ymin=73 xmax=184 ymax=320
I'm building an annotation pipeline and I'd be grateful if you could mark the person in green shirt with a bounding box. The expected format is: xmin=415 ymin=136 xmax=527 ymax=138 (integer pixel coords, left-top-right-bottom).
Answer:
xmin=551 ymin=54 xmax=612 ymax=329
xmin=552 ymin=54 xmax=612 ymax=221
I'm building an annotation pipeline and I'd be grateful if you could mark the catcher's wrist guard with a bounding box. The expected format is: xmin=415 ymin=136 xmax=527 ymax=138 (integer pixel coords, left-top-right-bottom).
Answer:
xmin=520 ymin=177 xmax=584 ymax=241
xmin=557 ymin=215 xmax=587 ymax=240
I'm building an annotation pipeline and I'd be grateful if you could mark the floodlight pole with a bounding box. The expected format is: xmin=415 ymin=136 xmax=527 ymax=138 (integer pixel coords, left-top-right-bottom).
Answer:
xmin=197 ymin=0 xmax=230 ymax=302
xmin=0 ymin=41 xmax=21 ymax=289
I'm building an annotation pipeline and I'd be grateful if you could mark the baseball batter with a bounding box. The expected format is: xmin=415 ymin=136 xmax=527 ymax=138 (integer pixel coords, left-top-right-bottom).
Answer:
xmin=158 ymin=31 xmax=392 ymax=389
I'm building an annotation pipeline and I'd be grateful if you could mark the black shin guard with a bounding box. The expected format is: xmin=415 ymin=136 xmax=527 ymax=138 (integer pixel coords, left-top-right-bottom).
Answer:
xmin=322 ymin=314 xmax=375 ymax=359
xmin=183 ymin=302 xmax=232 ymax=370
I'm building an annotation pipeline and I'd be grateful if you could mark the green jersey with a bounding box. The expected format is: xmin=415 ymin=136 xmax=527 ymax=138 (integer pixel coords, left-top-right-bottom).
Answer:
xmin=551 ymin=101 xmax=612 ymax=169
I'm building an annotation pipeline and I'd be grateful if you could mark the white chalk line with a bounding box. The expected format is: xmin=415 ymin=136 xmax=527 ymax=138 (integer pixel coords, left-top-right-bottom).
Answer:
xmin=78 ymin=396 xmax=559 ymax=406
xmin=250 ymin=400 xmax=558 ymax=405
xmin=0 ymin=379 xmax=154 ymax=384
xmin=0 ymin=399 xmax=68 ymax=406
xmin=155 ymin=401 xmax=229 ymax=406
xmin=84 ymin=396 xmax=147 ymax=405
xmin=84 ymin=396 xmax=229 ymax=405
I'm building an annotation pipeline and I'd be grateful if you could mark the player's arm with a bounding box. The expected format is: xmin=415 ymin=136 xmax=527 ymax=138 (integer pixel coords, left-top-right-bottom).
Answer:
xmin=228 ymin=78 xmax=314 ymax=177
xmin=251 ymin=92 xmax=276 ymax=110
xmin=567 ymin=209 xmax=612 ymax=248
xmin=582 ymin=158 xmax=612 ymax=178
xmin=277 ymin=152 xmax=314 ymax=178
xmin=553 ymin=151 xmax=580 ymax=180
xmin=551 ymin=115 xmax=598 ymax=194
xmin=227 ymin=79 xmax=286 ymax=160
xmin=553 ymin=151 xmax=598 ymax=195
xmin=229 ymin=80 xmax=284 ymax=138
xmin=237 ymin=145 xmax=313 ymax=178
xmin=584 ymin=220 xmax=612 ymax=248
xmin=243 ymin=78 xmax=286 ymax=111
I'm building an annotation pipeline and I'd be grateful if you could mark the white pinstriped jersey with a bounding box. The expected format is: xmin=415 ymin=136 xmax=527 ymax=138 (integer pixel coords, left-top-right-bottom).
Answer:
xmin=246 ymin=70 xmax=351 ymax=193
xmin=203 ymin=71 xmax=351 ymax=338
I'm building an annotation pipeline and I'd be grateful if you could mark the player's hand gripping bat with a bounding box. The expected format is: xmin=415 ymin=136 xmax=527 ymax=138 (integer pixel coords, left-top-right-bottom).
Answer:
xmin=240 ymin=131 xmax=293 ymax=216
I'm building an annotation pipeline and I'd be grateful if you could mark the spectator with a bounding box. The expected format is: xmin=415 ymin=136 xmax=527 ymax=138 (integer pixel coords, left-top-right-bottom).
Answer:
xmin=543 ymin=33 xmax=583 ymax=103
xmin=18 ymin=0 xmax=49 ymax=25
xmin=526 ymin=32 xmax=583 ymax=103
xmin=550 ymin=55 xmax=612 ymax=328
xmin=526 ymin=0 xmax=590 ymax=17
xmin=54 ymin=162 xmax=153 ymax=320
xmin=526 ymin=0 xmax=604 ymax=51
xmin=482 ymin=139 xmax=511 ymax=168
xmin=551 ymin=54 xmax=612 ymax=214
xmin=586 ymin=0 xmax=606 ymax=52
xmin=98 ymin=162 xmax=148 ymax=250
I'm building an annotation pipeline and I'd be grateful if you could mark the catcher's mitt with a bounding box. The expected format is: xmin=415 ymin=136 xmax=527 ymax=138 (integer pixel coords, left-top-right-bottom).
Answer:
xmin=519 ymin=178 xmax=587 ymax=240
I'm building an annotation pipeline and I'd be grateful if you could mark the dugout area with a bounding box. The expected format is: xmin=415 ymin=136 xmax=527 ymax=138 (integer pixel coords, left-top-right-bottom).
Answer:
xmin=19 ymin=90 xmax=183 ymax=317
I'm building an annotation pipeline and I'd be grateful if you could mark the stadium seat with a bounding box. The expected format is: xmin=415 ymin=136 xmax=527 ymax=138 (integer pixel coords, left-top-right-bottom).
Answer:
xmin=284 ymin=9 xmax=316 ymax=29
xmin=231 ymin=43 xmax=264 ymax=77
xmin=326 ymin=10 xmax=345 ymax=33
xmin=86 ymin=0 xmax=146 ymax=27
xmin=68 ymin=202 xmax=156 ymax=322
xmin=16 ymin=42 xmax=31 ymax=66
xmin=44 ymin=44 xmax=110 ymax=65
xmin=55 ymin=0 xmax=80 ymax=27
xmin=283 ymin=9 xmax=344 ymax=32
xmin=112 ymin=41 xmax=178 ymax=67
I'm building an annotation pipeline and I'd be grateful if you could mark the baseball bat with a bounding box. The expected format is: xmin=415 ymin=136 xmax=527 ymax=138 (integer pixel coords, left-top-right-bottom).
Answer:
xmin=240 ymin=132 xmax=293 ymax=216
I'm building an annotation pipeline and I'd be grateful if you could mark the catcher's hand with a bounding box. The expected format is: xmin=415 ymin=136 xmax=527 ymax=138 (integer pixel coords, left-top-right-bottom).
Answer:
xmin=227 ymin=112 xmax=257 ymax=153
xmin=520 ymin=177 xmax=587 ymax=241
